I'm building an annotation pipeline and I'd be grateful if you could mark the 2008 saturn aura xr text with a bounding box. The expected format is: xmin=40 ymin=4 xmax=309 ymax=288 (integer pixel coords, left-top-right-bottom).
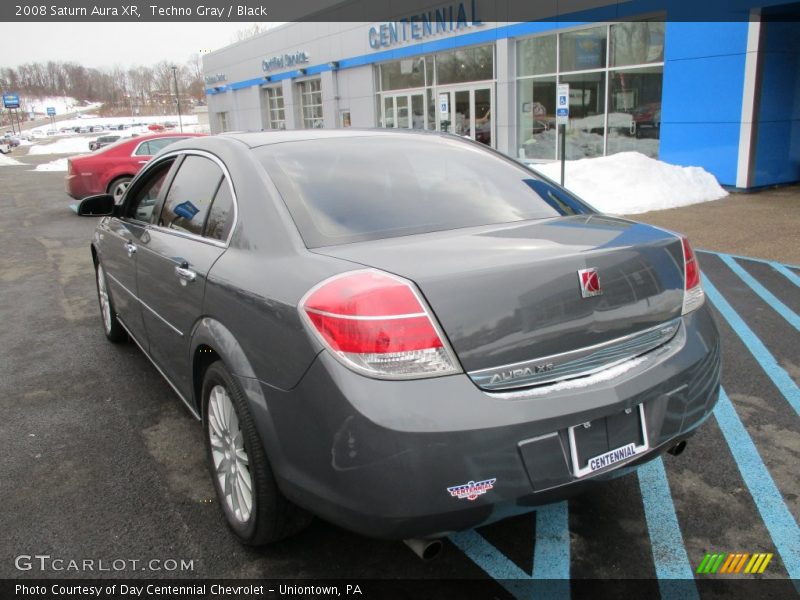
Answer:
xmin=78 ymin=130 xmax=720 ymax=547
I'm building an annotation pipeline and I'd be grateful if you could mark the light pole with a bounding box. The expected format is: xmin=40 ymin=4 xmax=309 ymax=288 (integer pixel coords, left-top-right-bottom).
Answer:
xmin=171 ymin=65 xmax=183 ymax=133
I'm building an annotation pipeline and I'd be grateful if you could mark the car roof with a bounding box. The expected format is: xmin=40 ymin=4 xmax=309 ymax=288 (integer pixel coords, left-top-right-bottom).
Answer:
xmin=219 ymin=128 xmax=446 ymax=149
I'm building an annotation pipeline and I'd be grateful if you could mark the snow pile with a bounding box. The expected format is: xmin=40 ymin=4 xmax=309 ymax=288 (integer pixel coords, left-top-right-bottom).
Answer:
xmin=0 ymin=154 xmax=24 ymax=166
xmin=32 ymin=158 xmax=68 ymax=172
xmin=532 ymin=152 xmax=728 ymax=215
xmin=27 ymin=137 xmax=94 ymax=155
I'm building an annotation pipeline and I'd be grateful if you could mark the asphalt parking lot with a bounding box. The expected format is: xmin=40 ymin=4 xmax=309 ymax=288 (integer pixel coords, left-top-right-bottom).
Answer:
xmin=1 ymin=153 xmax=798 ymax=598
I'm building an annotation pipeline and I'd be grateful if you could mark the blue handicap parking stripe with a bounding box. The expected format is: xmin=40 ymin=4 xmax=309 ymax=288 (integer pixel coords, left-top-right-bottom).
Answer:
xmin=703 ymin=274 xmax=800 ymax=417
xmin=700 ymin=250 xmax=800 ymax=272
xmin=450 ymin=501 xmax=570 ymax=600
xmin=717 ymin=254 xmax=800 ymax=331
xmin=638 ymin=458 xmax=699 ymax=600
xmin=714 ymin=388 xmax=800 ymax=584
xmin=532 ymin=501 xmax=571 ymax=581
xmin=771 ymin=262 xmax=800 ymax=288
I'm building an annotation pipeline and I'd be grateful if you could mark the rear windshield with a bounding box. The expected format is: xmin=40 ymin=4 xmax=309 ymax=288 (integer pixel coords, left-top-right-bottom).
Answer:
xmin=257 ymin=135 xmax=584 ymax=248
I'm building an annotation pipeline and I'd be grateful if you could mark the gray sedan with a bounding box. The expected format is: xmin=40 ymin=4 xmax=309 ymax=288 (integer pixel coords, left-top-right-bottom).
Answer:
xmin=78 ymin=130 xmax=720 ymax=551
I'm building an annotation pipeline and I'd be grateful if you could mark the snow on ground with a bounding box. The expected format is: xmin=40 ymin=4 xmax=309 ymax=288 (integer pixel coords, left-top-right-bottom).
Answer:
xmin=24 ymin=113 xmax=199 ymax=138
xmin=27 ymin=137 xmax=95 ymax=155
xmin=32 ymin=158 xmax=68 ymax=172
xmin=531 ymin=151 xmax=728 ymax=215
xmin=0 ymin=154 xmax=25 ymax=166
xmin=18 ymin=96 xmax=100 ymax=117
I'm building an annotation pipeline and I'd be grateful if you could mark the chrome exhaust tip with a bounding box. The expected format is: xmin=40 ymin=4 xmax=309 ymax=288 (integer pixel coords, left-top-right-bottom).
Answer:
xmin=667 ymin=440 xmax=687 ymax=456
xmin=403 ymin=538 xmax=444 ymax=561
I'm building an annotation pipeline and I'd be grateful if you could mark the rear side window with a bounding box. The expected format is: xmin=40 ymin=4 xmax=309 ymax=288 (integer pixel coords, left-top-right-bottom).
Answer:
xmin=134 ymin=141 xmax=151 ymax=156
xmin=159 ymin=155 xmax=222 ymax=236
xmin=257 ymin=136 xmax=582 ymax=248
xmin=204 ymin=180 xmax=234 ymax=242
xmin=149 ymin=137 xmax=186 ymax=154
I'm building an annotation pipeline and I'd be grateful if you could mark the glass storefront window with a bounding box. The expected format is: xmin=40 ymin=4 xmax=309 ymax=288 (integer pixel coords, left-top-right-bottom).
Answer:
xmin=299 ymin=79 xmax=323 ymax=129
xmin=607 ymin=67 xmax=663 ymax=157
xmin=559 ymin=26 xmax=607 ymax=72
xmin=516 ymin=34 xmax=557 ymax=77
xmin=517 ymin=77 xmax=556 ymax=160
xmin=379 ymin=58 xmax=426 ymax=90
xmin=610 ymin=22 xmax=665 ymax=67
xmin=561 ymin=71 xmax=606 ymax=159
xmin=516 ymin=22 xmax=664 ymax=160
xmin=435 ymin=45 xmax=493 ymax=85
xmin=261 ymin=86 xmax=285 ymax=130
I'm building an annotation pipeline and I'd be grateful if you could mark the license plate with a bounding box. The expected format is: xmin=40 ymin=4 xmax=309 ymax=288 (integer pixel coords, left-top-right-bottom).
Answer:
xmin=584 ymin=442 xmax=643 ymax=474
xmin=568 ymin=404 xmax=650 ymax=478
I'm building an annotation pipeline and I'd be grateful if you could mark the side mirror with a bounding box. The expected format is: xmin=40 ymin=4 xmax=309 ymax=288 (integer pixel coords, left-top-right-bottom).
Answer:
xmin=77 ymin=194 xmax=117 ymax=217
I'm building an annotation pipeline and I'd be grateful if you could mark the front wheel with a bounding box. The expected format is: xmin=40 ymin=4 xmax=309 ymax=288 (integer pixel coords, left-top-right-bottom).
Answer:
xmin=202 ymin=361 xmax=311 ymax=545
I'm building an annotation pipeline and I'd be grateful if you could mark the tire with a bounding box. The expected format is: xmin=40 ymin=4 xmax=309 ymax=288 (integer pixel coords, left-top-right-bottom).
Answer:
xmin=95 ymin=263 xmax=128 ymax=343
xmin=107 ymin=176 xmax=132 ymax=205
xmin=202 ymin=361 xmax=311 ymax=545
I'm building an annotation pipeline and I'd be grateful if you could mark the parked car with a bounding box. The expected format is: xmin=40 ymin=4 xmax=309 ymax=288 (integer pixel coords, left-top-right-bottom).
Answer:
xmin=147 ymin=123 xmax=165 ymax=132
xmin=66 ymin=132 xmax=205 ymax=201
xmin=76 ymin=130 xmax=720 ymax=548
xmin=89 ymin=134 xmax=121 ymax=151
xmin=0 ymin=142 xmax=10 ymax=154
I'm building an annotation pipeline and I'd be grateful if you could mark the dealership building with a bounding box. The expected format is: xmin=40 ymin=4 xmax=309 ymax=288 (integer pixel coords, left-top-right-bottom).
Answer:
xmin=203 ymin=1 xmax=800 ymax=189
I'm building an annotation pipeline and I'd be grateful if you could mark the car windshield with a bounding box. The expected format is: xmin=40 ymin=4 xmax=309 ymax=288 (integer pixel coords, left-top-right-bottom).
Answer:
xmin=257 ymin=135 xmax=586 ymax=248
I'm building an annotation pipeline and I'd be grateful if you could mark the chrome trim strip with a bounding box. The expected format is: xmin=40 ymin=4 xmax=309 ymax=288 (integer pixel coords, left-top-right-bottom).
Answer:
xmin=304 ymin=307 xmax=427 ymax=321
xmin=469 ymin=317 xmax=681 ymax=391
xmin=106 ymin=272 xmax=184 ymax=338
xmin=116 ymin=317 xmax=200 ymax=421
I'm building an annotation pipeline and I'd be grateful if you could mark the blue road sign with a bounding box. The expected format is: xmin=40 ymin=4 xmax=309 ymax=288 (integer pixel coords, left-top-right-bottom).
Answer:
xmin=47 ymin=107 xmax=56 ymax=116
xmin=3 ymin=93 xmax=20 ymax=109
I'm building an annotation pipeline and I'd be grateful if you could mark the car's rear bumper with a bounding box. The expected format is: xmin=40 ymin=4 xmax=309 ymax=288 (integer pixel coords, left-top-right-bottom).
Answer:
xmin=249 ymin=304 xmax=720 ymax=540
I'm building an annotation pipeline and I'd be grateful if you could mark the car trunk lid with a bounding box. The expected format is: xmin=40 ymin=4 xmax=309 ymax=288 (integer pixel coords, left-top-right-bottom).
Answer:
xmin=312 ymin=215 xmax=686 ymax=390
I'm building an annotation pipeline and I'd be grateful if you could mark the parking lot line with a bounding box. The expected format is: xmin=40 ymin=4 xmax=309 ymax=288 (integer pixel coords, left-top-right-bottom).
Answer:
xmin=449 ymin=501 xmax=571 ymax=599
xmin=717 ymin=254 xmax=800 ymax=330
xmin=702 ymin=274 xmax=800 ymax=416
xmin=532 ymin=501 xmax=570 ymax=581
xmin=714 ymin=388 xmax=800 ymax=585
xmin=701 ymin=250 xmax=800 ymax=272
xmin=770 ymin=262 xmax=800 ymax=288
xmin=637 ymin=458 xmax=699 ymax=599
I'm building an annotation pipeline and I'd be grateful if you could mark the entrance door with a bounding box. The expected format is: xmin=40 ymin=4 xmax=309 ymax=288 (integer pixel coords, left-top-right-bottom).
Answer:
xmin=437 ymin=85 xmax=494 ymax=147
xmin=381 ymin=92 xmax=428 ymax=130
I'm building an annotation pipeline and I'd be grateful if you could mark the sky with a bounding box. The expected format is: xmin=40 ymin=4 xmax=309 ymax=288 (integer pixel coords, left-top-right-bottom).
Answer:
xmin=0 ymin=22 xmax=280 ymax=69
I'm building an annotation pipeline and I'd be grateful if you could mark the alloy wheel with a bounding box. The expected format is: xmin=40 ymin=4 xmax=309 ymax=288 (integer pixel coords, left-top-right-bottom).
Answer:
xmin=207 ymin=384 xmax=253 ymax=523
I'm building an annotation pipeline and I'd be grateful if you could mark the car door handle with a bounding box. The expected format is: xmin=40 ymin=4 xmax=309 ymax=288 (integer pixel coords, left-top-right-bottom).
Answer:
xmin=174 ymin=266 xmax=196 ymax=283
xmin=138 ymin=160 xmax=148 ymax=164
xmin=124 ymin=242 xmax=137 ymax=256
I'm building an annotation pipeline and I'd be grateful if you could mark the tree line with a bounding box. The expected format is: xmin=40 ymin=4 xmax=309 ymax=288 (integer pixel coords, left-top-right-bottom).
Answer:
xmin=0 ymin=54 xmax=207 ymax=109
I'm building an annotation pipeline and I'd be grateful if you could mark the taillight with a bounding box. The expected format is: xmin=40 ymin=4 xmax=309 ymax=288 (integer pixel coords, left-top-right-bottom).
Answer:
xmin=681 ymin=237 xmax=704 ymax=314
xmin=300 ymin=270 xmax=460 ymax=378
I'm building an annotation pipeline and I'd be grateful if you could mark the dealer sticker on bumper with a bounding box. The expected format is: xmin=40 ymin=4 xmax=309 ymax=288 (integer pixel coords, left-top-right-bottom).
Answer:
xmin=586 ymin=442 xmax=641 ymax=474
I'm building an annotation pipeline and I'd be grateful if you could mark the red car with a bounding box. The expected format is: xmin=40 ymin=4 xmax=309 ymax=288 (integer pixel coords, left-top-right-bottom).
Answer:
xmin=65 ymin=133 xmax=205 ymax=201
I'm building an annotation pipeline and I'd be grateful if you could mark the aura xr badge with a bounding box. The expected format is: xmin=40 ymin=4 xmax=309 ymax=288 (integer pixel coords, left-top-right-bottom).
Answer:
xmin=447 ymin=478 xmax=497 ymax=501
xmin=578 ymin=268 xmax=602 ymax=298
